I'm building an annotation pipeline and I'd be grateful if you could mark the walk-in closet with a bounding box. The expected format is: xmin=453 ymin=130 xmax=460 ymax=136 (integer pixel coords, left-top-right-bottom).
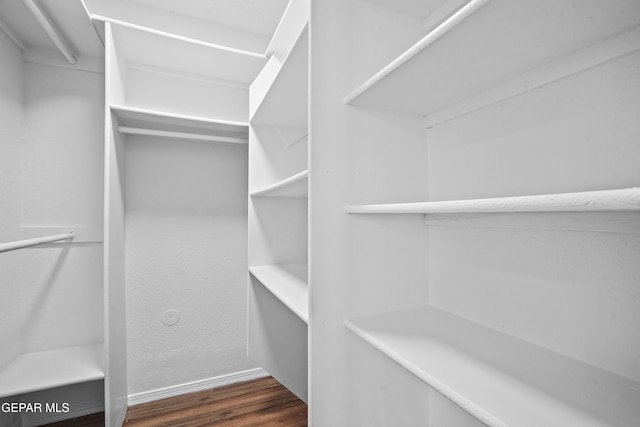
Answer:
xmin=1 ymin=0 xmax=639 ymax=426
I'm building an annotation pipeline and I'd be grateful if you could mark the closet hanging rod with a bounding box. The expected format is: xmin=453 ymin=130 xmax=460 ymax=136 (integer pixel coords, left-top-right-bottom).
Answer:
xmin=0 ymin=231 xmax=75 ymax=254
xmin=118 ymin=126 xmax=248 ymax=145
xmin=22 ymin=0 xmax=77 ymax=64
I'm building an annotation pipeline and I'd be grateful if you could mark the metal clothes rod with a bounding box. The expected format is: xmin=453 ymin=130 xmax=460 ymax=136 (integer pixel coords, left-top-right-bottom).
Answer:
xmin=22 ymin=0 xmax=77 ymax=64
xmin=118 ymin=126 xmax=248 ymax=145
xmin=0 ymin=232 xmax=75 ymax=254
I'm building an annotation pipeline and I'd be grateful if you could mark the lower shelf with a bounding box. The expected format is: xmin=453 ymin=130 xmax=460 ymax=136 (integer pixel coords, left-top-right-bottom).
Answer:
xmin=345 ymin=306 xmax=640 ymax=427
xmin=0 ymin=343 xmax=104 ymax=398
xmin=249 ymin=263 xmax=308 ymax=323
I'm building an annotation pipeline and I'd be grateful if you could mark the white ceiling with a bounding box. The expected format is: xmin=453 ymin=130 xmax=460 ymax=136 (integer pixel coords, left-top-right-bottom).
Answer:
xmin=0 ymin=0 xmax=288 ymax=58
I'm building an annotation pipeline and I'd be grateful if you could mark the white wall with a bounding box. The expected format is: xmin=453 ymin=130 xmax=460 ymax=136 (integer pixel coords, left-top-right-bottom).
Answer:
xmin=0 ymin=52 xmax=105 ymax=425
xmin=21 ymin=61 xmax=104 ymax=354
xmin=0 ymin=28 xmax=25 ymax=427
xmin=427 ymin=50 xmax=640 ymax=382
xmin=124 ymin=136 xmax=257 ymax=395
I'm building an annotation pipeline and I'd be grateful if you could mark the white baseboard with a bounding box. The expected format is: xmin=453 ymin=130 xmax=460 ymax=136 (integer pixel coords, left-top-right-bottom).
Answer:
xmin=127 ymin=368 xmax=269 ymax=407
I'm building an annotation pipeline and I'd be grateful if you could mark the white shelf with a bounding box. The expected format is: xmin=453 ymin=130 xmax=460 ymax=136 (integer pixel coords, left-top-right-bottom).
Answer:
xmin=249 ymin=264 xmax=308 ymax=323
xmin=344 ymin=0 xmax=640 ymax=116
xmin=111 ymin=105 xmax=249 ymax=142
xmin=250 ymin=170 xmax=308 ymax=198
xmin=265 ymin=0 xmax=310 ymax=58
xmin=250 ymin=24 xmax=308 ymax=127
xmin=345 ymin=188 xmax=640 ymax=214
xmin=0 ymin=344 xmax=104 ymax=398
xmin=346 ymin=306 xmax=640 ymax=427
xmin=93 ymin=16 xmax=266 ymax=85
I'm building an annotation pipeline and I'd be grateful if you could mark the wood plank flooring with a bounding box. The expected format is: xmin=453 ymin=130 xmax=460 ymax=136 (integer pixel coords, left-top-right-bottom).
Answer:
xmin=44 ymin=376 xmax=307 ymax=427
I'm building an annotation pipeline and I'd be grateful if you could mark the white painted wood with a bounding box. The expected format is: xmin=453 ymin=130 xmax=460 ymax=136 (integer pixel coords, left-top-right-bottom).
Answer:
xmin=249 ymin=264 xmax=308 ymax=323
xmin=103 ymin=22 xmax=128 ymax=427
xmin=0 ymin=344 xmax=104 ymax=398
xmin=104 ymin=16 xmax=265 ymax=84
xmin=345 ymin=0 xmax=640 ymax=115
xmin=265 ymin=0 xmax=310 ymax=57
xmin=118 ymin=126 xmax=248 ymax=145
xmin=251 ymin=24 xmax=308 ymax=127
xmin=250 ymin=170 xmax=308 ymax=198
xmin=127 ymin=368 xmax=269 ymax=406
xmin=344 ymin=0 xmax=489 ymax=105
xmin=346 ymin=188 xmax=640 ymax=214
xmin=346 ymin=305 xmax=640 ymax=427
xmin=275 ymin=126 xmax=307 ymax=147
xmin=111 ymin=104 xmax=248 ymax=139
xmin=0 ymin=232 xmax=74 ymax=253
xmin=423 ymin=23 xmax=640 ymax=128
xmin=248 ymin=275 xmax=308 ymax=402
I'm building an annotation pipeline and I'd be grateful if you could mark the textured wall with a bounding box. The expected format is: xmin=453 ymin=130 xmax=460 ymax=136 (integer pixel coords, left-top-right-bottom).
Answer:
xmin=124 ymin=136 xmax=256 ymax=395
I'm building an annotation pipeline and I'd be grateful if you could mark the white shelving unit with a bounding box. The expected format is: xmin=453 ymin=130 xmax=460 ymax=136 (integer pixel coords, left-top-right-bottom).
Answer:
xmin=0 ymin=344 xmax=104 ymax=398
xmin=249 ymin=264 xmax=309 ymax=323
xmin=99 ymin=14 xmax=266 ymax=426
xmin=250 ymin=169 xmax=308 ymax=198
xmin=345 ymin=187 xmax=640 ymax=214
xmin=247 ymin=0 xmax=310 ymax=404
xmin=310 ymin=0 xmax=640 ymax=425
xmin=346 ymin=306 xmax=640 ymax=427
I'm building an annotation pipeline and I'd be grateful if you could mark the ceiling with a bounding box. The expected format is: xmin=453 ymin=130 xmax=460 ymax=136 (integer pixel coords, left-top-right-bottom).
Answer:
xmin=0 ymin=0 xmax=289 ymax=58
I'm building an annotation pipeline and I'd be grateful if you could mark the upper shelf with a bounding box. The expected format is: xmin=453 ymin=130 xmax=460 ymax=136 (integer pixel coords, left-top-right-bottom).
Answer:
xmin=344 ymin=0 xmax=640 ymax=117
xmin=346 ymin=305 xmax=640 ymax=427
xmin=111 ymin=105 xmax=249 ymax=143
xmin=249 ymin=263 xmax=308 ymax=323
xmin=265 ymin=0 xmax=310 ymax=58
xmin=250 ymin=24 xmax=308 ymax=127
xmin=0 ymin=344 xmax=104 ymax=398
xmin=250 ymin=170 xmax=308 ymax=198
xmin=92 ymin=16 xmax=266 ymax=85
xmin=345 ymin=188 xmax=640 ymax=215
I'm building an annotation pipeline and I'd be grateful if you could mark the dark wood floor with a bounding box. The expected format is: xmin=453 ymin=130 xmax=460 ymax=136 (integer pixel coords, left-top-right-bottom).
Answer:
xmin=44 ymin=376 xmax=307 ymax=427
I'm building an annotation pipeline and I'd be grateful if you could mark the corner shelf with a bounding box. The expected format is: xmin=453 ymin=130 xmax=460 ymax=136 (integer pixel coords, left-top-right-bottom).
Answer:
xmin=0 ymin=344 xmax=104 ymax=398
xmin=111 ymin=105 xmax=249 ymax=144
xmin=250 ymin=24 xmax=308 ymax=127
xmin=345 ymin=187 xmax=640 ymax=214
xmin=249 ymin=264 xmax=308 ymax=323
xmin=344 ymin=0 xmax=640 ymax=116
xmin=250 ymin=170 xmax=308 ymax=198
xmin=346 ymin=306 xmax=640 ymax=427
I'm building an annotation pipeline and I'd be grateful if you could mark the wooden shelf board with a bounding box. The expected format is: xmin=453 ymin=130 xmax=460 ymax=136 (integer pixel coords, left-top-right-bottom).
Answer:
xmin=251 ymin=170 xmax=308 ymax=198
xmin=345 ymin=188 xmax=640 ymax=215
xmin=249 ymin=263 xmax=308 ymax=323
xmin=346 ymin=306 xmax=640 ymax=427
xmin=0 ymin=344 xmax=104 ymax=398
xmin=345 ymin=0 xmax=640 ymax=116
xmin=111 ymin=104 xmax=249 ymax=140
xmin=250 ymin=25 xmax=308 ymax=127
xmin=97 ymin=16 xmax=266 ymax=85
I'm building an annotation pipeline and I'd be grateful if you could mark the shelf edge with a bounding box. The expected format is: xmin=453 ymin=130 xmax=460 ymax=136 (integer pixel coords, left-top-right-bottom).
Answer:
xmin=345 ymin=187 xmax=640 ymax=214
xmin=250 ymin=169 xmax=309 ymax=197
xmin=344 ymin=0 xmax=490 ymax=105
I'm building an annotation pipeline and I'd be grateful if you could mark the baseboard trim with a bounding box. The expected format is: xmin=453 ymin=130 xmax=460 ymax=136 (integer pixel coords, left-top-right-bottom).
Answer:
xmin=127 ymin=368 xmax=269 ymax=406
